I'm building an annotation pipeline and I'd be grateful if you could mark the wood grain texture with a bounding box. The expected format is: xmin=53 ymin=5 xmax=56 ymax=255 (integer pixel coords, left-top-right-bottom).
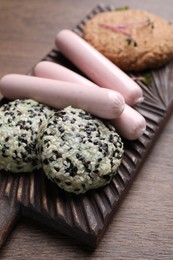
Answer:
xmin=0 ymin=0 xmax=173 ymax=259
xmin=0 ymin=198 xmax=20 ymax=248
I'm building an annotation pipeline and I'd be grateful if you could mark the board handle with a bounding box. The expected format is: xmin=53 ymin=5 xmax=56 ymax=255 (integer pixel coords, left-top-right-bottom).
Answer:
xmin=0 ymin=197 xmax=20 ymax=248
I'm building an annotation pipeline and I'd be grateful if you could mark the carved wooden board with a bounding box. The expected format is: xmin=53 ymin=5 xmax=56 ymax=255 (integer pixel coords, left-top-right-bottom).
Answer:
xmin=1 ymin=4 xmax=173 ymax=248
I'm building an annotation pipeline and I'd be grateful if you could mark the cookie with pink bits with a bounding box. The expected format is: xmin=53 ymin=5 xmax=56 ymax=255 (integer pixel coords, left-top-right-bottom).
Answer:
xmin=83 ymin=9 xmax=173 ymax=71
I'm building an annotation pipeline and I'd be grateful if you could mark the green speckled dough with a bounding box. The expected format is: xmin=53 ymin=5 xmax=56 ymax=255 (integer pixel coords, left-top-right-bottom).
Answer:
xmin=0 ymin=99 xmax=52 ymax=172
xmin=38 ymin=106 xmax=124 ymax=194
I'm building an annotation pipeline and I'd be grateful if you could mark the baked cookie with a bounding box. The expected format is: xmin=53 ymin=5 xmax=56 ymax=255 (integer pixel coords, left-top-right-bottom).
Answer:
xmin=38 ymin=106 xmax=124 ymax=194
xmin=0 ymin=99 xmax=52 ymax=173
xmin=83 ymin=9 xmax=173 ymax=72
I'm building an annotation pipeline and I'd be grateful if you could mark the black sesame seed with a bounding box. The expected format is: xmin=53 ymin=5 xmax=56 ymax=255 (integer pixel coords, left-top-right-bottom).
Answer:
xmin=65 ymin=181 xmax=71 ymax=186
xmin=58 ymin=126 xmax=64 ymax=133
xmin=55 ymin=178 xmax=61 ymax=183
xmin=70 ymin=111 xmax=76 ymax=115
xmin=102 ymin=175 xmax=111 ymax=181
xmin=109 ymin=134 xmax=113 ymax=142
xmin=86 ymin=129 xmax=91 ymax=135
xmin=43 ymin=158 xmax=49 ymax=165
xmin=4 ymin=144 xmax=9 ymax=149
xmin=59 ymin=111 xmax=66 ymax=116
xmin=54 ymin=166 xmax=60 ymax=172
xmin=76 ymin=153 xmax=81 ymax=159
xmin=70 ymin=118 xmax=76 ymax=124
xmin=52 ymin=150 xmax=62 ymax=158
xmin=49 ymin=156 xmax=55 ymax=162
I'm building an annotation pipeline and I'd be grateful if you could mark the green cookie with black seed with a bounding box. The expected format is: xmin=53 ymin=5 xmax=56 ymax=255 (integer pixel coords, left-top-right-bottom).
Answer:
xmin=38 ymin=106 xmax=124 ymax=194
xmin=0 ymin=99 xmax=53 ymax=173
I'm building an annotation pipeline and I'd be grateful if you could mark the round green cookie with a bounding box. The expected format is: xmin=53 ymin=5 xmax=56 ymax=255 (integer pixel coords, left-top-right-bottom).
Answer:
xmin=38 ymin=106 xmax=124 ymax=194
xmin=0 ymin=99 xmax=53 ymax=173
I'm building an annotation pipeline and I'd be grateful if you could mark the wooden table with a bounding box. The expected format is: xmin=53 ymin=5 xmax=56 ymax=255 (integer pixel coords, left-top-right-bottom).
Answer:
xmin=0 ymin=0 xmax=173 ymax=259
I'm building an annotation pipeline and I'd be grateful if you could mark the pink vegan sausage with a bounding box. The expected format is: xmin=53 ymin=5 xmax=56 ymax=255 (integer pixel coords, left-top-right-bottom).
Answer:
xmin=34 ymin=61 xmax=146 ymax=140
xmin=55 ymin=29 xmax=143 ymax=106
xmin=0 ymin=74 xmax=125 ymax=119
xmin=111 ymin=105 xmax=146 ymax=140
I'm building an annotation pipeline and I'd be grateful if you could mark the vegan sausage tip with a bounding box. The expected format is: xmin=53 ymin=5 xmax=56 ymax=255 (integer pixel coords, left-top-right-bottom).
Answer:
xmin=111 ymin=105 xmax=146 ymax=140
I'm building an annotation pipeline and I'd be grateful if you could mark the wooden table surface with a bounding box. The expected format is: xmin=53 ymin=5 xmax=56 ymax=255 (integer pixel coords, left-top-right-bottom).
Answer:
xmin=0 ymin=0 xmax=173 ymax=259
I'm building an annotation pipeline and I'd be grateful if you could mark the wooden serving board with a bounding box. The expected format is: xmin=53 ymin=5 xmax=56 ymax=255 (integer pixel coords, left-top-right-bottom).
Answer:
xmin=1 ymin=4 xmax=173 ymax=248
